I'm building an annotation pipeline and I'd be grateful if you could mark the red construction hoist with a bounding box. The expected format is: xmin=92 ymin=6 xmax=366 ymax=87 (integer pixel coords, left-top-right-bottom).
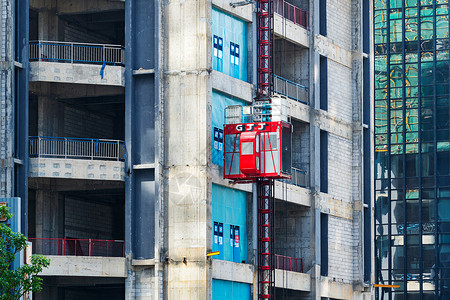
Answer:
xmin=223 ymin=0 xmax=290 ymax=297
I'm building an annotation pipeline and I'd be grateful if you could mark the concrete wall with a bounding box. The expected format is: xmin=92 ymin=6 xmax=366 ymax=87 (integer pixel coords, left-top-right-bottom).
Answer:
xmin=65 ymin=197 xmax=116 ymax=239
xmin=274 ymin=40 xmax=309 ymax=88
xmin=274 ymin=201 xmax=312 ymax=271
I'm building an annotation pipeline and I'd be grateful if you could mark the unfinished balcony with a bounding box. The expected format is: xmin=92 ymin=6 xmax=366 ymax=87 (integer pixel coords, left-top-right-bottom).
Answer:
xmin=28 ymin=137 xmax=125 ymax=181
xmin=274 ymin=0 xmax=309 ymax=47
xmin=29 ymin=41 xmax=125 ymax=87
xmin=27 ymin=186 xmax=126 ymax=278
xmin=29 ymin=238 xmax=126 ymax=278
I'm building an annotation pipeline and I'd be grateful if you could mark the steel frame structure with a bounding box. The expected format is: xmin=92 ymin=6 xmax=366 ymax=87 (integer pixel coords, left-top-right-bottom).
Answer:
xmin=255 ymin=0 xmax=275 ymax=298
xmin=257 ymin=179 xmax=275 ymax=299
xmin=256 ymin=0 xmax=274 ymax=102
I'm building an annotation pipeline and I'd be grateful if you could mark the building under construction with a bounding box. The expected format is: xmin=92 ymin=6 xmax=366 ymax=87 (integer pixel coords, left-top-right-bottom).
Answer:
xmin=0 ymin=0 xmax=373 ymax=299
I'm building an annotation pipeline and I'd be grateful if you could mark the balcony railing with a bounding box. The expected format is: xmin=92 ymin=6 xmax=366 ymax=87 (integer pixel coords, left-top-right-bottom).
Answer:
xmin=279 ymin=167 xmax=309 ymax=188
xmin=29 ymin=40 xmax=125 ymax=66
xmin=275 ymin=254 xmax=303 ymax=273
xmin=289 ymin=167 xmax=309 ymax=187
xmin=273 ymin=75 xmax=308 ymax=105
xmin=29 ymin=238 xmax=125 ymax=257
xmin=274 ymin=0 xmax=307 ymax=29
xmin=29 ymin=136 xmax=125 ymax=161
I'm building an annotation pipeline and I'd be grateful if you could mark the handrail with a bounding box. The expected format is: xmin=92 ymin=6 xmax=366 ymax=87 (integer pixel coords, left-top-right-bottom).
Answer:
xmin=273 ymin=74 xmax=308 ymax=104
xmin=29 ymin=136 xmax=125 ymax=161
xmin=279 ymin=167 xmax=309 ymax=188
xmin=275 ymin=254 xmax=303 ymax=273
xmin=29 ymin=40 xmax=125 ymax=66
xmin=274 ymin=0 xmax=308 ymax=29
xmin=28 ymin=238 xmax=125 ymax=257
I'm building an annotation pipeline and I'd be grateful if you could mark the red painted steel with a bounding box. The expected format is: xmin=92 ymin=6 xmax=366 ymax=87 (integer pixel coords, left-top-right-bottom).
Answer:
xmin=28 ymin=238 xmax=125 ymax=257
xmin=256 ymin=0 xmax=274 ymax=101
xmin=273 ymin=0 xmax=307 ymax=28
xmin=223 ymin=121 xmax=291 ymax=181
xmin=275 ymin=254 xmax=303 ymax=273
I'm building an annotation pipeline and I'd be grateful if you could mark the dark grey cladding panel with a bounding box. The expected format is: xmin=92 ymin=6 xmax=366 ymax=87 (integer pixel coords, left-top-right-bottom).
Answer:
xmin=125 ymin=0 xmax=159 ymax=260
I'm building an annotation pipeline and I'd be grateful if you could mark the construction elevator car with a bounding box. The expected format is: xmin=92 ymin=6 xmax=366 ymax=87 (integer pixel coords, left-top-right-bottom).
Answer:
xmin=224 ymin=120 xmax=291 ymax=181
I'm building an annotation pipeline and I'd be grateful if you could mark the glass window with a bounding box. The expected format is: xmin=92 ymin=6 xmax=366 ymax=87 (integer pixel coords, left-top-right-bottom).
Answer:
xmin=241 ymin=142 xmax=253 ymax=155
xmin=213 ymin=35 xmax=223 ymax=59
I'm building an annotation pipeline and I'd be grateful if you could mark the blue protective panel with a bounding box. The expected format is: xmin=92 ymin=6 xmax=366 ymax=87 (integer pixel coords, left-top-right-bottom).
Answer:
xmin=212 ymin=8 xmax=248 ymax=81
xmin=212 ymin=279 xmax=251 ymax=300
xmin=1 ymin=198 xmax=21 ymax=270
xmin=212 ymin=91 xmax=246 ymax=166
xmin=212 ymin=184 xmax=248 ymax=263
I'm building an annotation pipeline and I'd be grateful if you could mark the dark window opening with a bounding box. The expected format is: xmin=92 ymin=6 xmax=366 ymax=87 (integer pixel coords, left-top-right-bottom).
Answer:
xmin=320 ymin=56 xmax=328 ymax=111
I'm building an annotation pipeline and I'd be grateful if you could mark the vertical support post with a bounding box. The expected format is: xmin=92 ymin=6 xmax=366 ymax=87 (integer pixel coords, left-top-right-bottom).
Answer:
xmin=255 ymin=0 xmax=274 ymax=101
xmin=257 ymin=179 xmax=275 ymax=299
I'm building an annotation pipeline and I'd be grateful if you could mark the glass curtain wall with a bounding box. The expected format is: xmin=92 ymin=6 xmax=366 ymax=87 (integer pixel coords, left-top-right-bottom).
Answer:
xmin=374 ymin=0 xmax=450 ymax=299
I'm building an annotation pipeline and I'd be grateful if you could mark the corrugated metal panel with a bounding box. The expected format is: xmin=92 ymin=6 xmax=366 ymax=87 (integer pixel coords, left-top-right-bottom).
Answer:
xmin=212 ymin=184 xmax=248 ymax=263
xmin=212 ymin=8 xmax=248 ymax=82
xmin=212 ymin=279 xmax=251 ymax=300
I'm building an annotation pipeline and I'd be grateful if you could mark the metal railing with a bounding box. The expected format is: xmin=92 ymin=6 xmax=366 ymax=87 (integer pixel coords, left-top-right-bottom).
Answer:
xmin=288 ymin=167 xmax=309 ymax=187
xmin=279 ymin=167 xmax=309 ymax=188
xmin=29 ymin=238 xmax=125 ymax=257
xmin=273 ymin=74 xmax=308 ymax=104
xmin=274 ymin=0 xmax=308 ymax=29
xmin=29 ymin=40 xmax=125 ymax=66
xmin=275 ymin=254 xmax=303 ymax=273
xmin=29 ymin=136 xmax=125 ymax=161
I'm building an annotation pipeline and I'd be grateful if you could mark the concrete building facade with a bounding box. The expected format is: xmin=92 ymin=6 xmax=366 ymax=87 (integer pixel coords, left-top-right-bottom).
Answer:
xmin=0 ymin=0 xmax=373 ymax=299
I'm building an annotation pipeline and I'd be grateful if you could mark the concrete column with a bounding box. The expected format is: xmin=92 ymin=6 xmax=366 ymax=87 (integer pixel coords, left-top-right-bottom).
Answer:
xmin=162 ymin=0 xmax=211 ymax=298
xmin=310 ymin=0 xmax=321 ymax=298
xmin=38 ymin=96 xmax=64 ymax=136
xmin=38 ymin=10 xmax=62 ymax=41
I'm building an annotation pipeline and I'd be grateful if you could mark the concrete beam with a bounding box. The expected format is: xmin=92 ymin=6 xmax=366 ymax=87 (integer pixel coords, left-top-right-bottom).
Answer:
xmin=314 ymin=35 xmax=352 ymax=69
xmin=211 ymin=165 xmax=311 ymax=207
xmin=29 ymin=82 xmax=124 ymax=99
xmin=317 ymin=192 xmax=353 ymax=220
xmin=211 ymin=259 xmax=253 ymax=284
xmin=28 ymin=177 xmax=124 ymax=192
xmin=211 ymin=0 xmax=252 ymax=22
xmin=319 ymin=276 xmax=356 ymax=300
xmin=274 ymin=180 xmax=311 ymax=207
xmin=288 ymin=99 xmax=353 ymax=141
xmin=29 ymin=62 xmax=125 ymax=87
xmin=275 ymin=269 xmax=311 ymax=292
xmin=274 ymin=13 xmax=309 ymax=48
xmin=29 ymin=158 xmax=125 ymax=181
xmin=211 ymin=70 xmax=252 ymax=102
xmin=39 ymin=256 xmax=126 ymax=277
xmin=29 ymin=0 xmax=124 ymax=14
